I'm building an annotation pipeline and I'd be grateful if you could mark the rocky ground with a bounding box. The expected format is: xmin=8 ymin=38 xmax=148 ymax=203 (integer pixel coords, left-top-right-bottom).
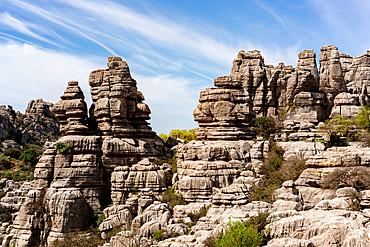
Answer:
xmin=1 ymin=45 xmax=370 ymax=247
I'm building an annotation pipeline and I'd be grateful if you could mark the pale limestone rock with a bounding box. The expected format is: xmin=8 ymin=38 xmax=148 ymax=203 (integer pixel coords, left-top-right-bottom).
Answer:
xmin=277 ymin=141 xmax=325 ymax=161
xmin=138 ymin=220 xmax=160 ymax=238
xmin=266 ymin=210 xmax=369 ymax=247
xmin=319 ymin=45 xmax=347 ymax=113
xmin=131 ymin=201 xmax=172 ymax=230
xmin=172 ymin=203 xmax=209 ymax=225
xmin=330 ymin=92 xmax=360 ymax=118
xmin=176 ymin=140 xmax=256 ymax=203
xmin=53 ymin=81 xmax=89 ymax=135
xmin=166 ymin=224 xmax=189 ymax=237
xmin=0 ymin=100 xmax=60 ymax=145
xmin=102 ymin=230 xmax=140 ymax=247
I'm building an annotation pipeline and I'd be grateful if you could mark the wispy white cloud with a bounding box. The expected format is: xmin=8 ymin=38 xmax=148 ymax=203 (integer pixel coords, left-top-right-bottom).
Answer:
xmin=6 ymin=0 xmax=216 ymax=80
xmin=253 ymin=0 xmax=286 ymax=27
xmin=0 ymin=12 xmax=58 ymax=46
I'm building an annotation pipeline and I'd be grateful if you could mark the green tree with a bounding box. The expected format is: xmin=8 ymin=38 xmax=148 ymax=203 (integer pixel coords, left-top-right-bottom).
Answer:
xmin=216 ymin=220 xmax=263 ymax=247
xmin=253 ymin=117 xmax=278 ymax=140
xmin=355 ymin=105 xmax=370 ymax=130
xmin=159 ymin=129 xmax=196 ymax=143
xmin=4 ymin=148 xmax=22 ymax=159
xmin=318 ymin=115 xmax=357 ymax=147
xmin=20 ymin=149 xmax=38 ymax=166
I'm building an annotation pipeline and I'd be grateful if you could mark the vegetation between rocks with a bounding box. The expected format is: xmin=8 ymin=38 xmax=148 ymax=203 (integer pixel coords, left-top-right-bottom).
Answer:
xmin=250 ymin=142 xmax=306 ymax=203
xmin=215 ymin=213 xmax=270 ymax=247
xmin=54 ymin=142 xmax=73 ymax=153
xmin=161 ymin=187 xmax=185 ymax=208
xmin=159 ymin=129 xmax=196 ymax=143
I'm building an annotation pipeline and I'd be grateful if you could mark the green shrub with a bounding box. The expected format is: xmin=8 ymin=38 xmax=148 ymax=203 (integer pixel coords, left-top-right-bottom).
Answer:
xmin=93 ymin=211 xmax=105 ymax=227
xmin=159 ymin=129 xmax=196 ymax=143
xmin=3 ymin=128 xmax=22 ymax=144
xmin=55 ymin=142 xmax=72 ymax=153
xmin=20 ymin=149 xmax=38 ymax=166
xmin=4 ymin=148 xmax=22 ymax=159
xmin=216 ymin=221 xmax=263 ymax=247
xmin=216 ymin=213 xmax=270 ymax=247
xmin=129 ymin=185 xmax=139 ymax=195
xmin=187 ymin=205 xmax=210 ymax=227
xmin=253 ymin=117 xmax=278 ymax=140
xmin=24 ymin=144 xmax=43 ymax=156
xmin=162 ymin=187 xmax=185 ymax=208
xmin=250 ymin=143 xmax=306 ymax=203
xmin=0 ymin=158 xmax=13 ymax=170
xmin=355 ymin=106 xmax=370 ymax=131
xmin=318 ymin=115 xmax=357 ymax=147
xmin=153 ymin=230 xmax=164 ymax=240
xmin=154 ymin=155 xmax=177 ymax=185
xmin=321 ymin=166 xmax=370 ymax=191
xmin=4 ymin=172 xmax=12 ymax=180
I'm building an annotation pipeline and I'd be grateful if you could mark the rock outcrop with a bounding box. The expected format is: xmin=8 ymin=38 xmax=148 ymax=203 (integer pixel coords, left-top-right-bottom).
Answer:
xmin=0 ymin=99 xmax=60 ymax=145
xmin=1 ymin=57 xmax=169 ymax=247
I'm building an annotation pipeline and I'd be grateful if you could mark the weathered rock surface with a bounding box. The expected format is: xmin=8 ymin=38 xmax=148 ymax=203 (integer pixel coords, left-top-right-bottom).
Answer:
xmin=266 ymin=210 xmax=369 ymax=247
xmin=0 ymin=99 xmax=60 ymax=145
xmin=1 ymin=57 xmax=169 ymax=247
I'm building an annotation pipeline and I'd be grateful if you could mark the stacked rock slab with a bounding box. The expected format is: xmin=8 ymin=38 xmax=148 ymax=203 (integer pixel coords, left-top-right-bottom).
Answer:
xmin=319 ymin=45 xmax=347 ymax=113
xmin=53 ymin=80 xmax=89 ymax=135
xmin=89 ymin=57 xmax=155 ymax=138
xmin=177 ymin=62 xmax=265 ymax=203
xmin=229 ymin=49 xmax=325 ymax=124
xmin=193 ymin=74 xmax=255 ymax=140
xmin=2 ymin=58 xmax=167 ymax=247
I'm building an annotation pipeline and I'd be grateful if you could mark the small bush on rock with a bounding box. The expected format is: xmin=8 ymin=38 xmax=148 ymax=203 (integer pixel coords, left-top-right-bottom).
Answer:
xmin=0 ymin=158 xmax=13 ymax=170
xmin=4 ymin=148 xmax=22 ymax=159
xmin=253 ymin=117 xmax=278 ymax=140
xmin=162 ymin=187 xmax=185 ymax=208
xmin=216 ymin=221 xmax=262 ymax=247
xmin=318 ymin=116 xmax=357 ymax=147
xmin=187 ymin=205 xmax=210 ymax=227
xmin=24 ymin=144 xmax=43 ymax=156
xmin=216 ymin=213 xmax=270 ymax=247
xmin=250 ymin=143 xmax=306 ymax=203
xmin=20 ymin=149 xmax=38 ymax=167
xmin=153 ymin=230 xmax=164 ymax=240
xmin=93 ymin=211 xmax=105 ymax=227
xmin=321 ymin=166 xmax=370 ymax=191
xmin=54 ymin=142 xmax=72 ymax=153
xmin=355 ymin=106 xmax=370 ymax=131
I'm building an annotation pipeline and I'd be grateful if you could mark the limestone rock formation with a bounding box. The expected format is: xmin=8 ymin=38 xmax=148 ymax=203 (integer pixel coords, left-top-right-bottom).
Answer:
xmin=89 ymin=57 xmax=155 ymax=138
xmin=53 ymin=81 xmax=89 ymax=135
xmin=1 ymin=57 xmax=169 ymax=247
xmin=266 ymin=210 xmax=369 ymax=247
xmin=0 ymin=99 xmax=60 ymax=145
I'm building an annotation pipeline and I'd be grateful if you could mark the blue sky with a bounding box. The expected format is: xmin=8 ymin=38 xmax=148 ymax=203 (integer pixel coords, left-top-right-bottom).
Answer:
xmin=0 ymin=0 xmax=369 ymax=134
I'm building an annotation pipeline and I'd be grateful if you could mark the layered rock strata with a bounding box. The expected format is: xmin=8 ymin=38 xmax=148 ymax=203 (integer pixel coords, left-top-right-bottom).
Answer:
xmin=0 ymin=99 xmax=60 ymax=145
xmin=1 ymin=57 xmax=168 ymax=247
